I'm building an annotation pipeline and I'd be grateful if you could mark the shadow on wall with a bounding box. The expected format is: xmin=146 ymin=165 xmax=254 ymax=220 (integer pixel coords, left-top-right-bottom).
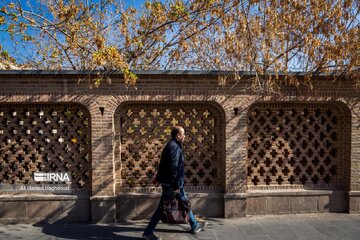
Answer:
xmin=324 ymin=190 xmax=349 ymax=213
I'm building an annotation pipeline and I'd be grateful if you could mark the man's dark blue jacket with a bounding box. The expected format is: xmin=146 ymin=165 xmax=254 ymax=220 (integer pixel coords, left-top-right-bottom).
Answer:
xmin=155 ymin=139 xmax=184 ymax=190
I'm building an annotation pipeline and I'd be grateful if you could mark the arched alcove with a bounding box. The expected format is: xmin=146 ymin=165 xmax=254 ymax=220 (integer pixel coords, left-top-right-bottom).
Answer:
xmin=114 ymin=101 xmax=226 ymax=194
xmin=0 ymin=103 xmax=92 ymax=193
xmin=246 ymin=101 xmax=351 ymax=190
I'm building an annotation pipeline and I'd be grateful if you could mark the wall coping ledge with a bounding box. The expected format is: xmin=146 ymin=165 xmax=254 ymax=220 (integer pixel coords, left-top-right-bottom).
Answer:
xmin=224 ymin=193 xmax=247 ymax=199
xmin=115 ymin=192 xmax=224 ymax=198
xmin=349 ymin=191 xmax=360 ymax=196
xmin=0 ymin=194 xmax=89 ymax=201
xmin=246 ymin=189 xmax=345 ymax=196
xmin=90 ymin=196 xmax=116 ymax=201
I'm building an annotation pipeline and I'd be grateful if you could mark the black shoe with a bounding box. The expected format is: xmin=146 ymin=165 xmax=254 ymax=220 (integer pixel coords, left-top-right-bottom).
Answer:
xmin=191 ymin=221 xmax=208 ymax=234
xmin=142 ymin=232 xmax=162 ymax=240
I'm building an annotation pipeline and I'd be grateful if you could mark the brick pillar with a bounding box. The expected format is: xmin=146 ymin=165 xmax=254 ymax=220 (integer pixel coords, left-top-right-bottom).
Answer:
xmin=90 ymin=96 xmax=117 ymax=223
xmin=348 ymin=101 xmax=360 ymax=212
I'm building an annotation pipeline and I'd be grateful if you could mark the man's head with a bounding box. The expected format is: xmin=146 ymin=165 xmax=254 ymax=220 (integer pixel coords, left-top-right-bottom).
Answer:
xmin=171 ymin=126 xmax=185 ymax=143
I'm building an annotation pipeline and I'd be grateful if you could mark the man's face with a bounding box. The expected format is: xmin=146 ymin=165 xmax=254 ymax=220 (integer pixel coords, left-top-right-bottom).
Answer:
xmin=176 ymin=128 xmax=186 ymax=143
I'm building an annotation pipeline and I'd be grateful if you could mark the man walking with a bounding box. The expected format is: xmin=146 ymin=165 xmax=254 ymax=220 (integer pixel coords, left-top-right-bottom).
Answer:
xmin=142 ymin=126 xmax=208 ymax=240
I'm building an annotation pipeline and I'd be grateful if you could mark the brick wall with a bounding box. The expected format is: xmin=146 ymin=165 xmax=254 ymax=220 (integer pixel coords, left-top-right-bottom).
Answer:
xmin=0 ymin=71 xmax=359 ymax=222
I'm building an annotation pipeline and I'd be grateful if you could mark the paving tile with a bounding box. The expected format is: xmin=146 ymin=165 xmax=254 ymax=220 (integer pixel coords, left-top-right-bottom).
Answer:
xmin=1 ymin=214 xmax=360 ymax=240
xmin=261 ymin=223 xmax=300 ymax=240
xmin=245 ymin=235 xmax=275 ymax=240
xmin=286 ymin=220 xmax=329 ymax=240
xmin=210 ymin=222 xmax=245 ymax=240
xmin=306 ymin=219 xmax=356 ymax=240
xmin=237 ymin=223 xmax=267 ymax=236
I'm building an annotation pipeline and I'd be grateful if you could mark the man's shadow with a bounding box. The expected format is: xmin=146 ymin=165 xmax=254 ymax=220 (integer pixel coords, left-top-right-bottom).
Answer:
xmin=32 ymin=197 xmax=142 ymax=240
xmin=36 ymin=222 xmax=144 ymax=240
xmin=33 ymin=198 xmax=187 ymax=240
xmin=37 ymin=222 xmax=189 ymax=240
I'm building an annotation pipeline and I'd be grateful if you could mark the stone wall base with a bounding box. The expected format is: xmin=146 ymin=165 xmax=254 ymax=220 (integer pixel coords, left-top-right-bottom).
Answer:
xmin=349 ymin=191 xmax=360 ymax=213
xmin=224 ymin=194 xmax=247 ymax=218
xmin=115 ymin=193 xmax=224 ymax=221
xmin=91 ymin=196 xmax=116 ymax=223
xmin=0 ymin=195 xmax=90 ymax=224
xmin=246 ymin=190 xmax=348 ymax=216
xmin=0 ymin=190 xmax=352 ymax=223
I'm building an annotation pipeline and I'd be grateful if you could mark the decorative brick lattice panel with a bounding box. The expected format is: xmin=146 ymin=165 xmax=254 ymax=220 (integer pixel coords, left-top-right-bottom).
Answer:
xmin=0 ymin=104 xmax=91 ymax=192
xmin=247 ymin=103 xmax=346 ymax=190
xmin=115 ymin=102 xmax=224 ymax=193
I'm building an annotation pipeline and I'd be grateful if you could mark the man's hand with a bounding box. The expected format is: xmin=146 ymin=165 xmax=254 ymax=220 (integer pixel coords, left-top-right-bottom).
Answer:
xmin=152 ymin=178 xmax=159 ymax=187
xmin=174 ymin=189 xmax=180 ymax=193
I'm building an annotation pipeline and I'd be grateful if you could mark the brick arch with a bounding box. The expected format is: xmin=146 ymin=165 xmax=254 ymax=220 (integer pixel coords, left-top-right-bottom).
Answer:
xmin=114 ymin=101 xmax=226 ymax=193
xmin=246 ymin=101 xmax=351 ymax=191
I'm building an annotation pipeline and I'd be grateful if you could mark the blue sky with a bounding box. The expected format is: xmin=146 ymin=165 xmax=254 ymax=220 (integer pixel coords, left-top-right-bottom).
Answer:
xmin=0 ymin=0 xmax=149 ymax=62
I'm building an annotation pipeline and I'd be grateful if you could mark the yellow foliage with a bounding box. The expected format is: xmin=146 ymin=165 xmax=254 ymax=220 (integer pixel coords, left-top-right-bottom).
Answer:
xmin=0 ymin=16 xmax=5 ymax=25
xmin=0 ymin=0 xmax=358 ymax=90
xmin=92 ymin=46 xmax=128 ymax=70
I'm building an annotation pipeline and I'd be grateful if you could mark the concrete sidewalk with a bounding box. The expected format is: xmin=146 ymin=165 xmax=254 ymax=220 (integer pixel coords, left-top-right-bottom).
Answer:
xmin=0 ymin=213 xmax=359 ymax=240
